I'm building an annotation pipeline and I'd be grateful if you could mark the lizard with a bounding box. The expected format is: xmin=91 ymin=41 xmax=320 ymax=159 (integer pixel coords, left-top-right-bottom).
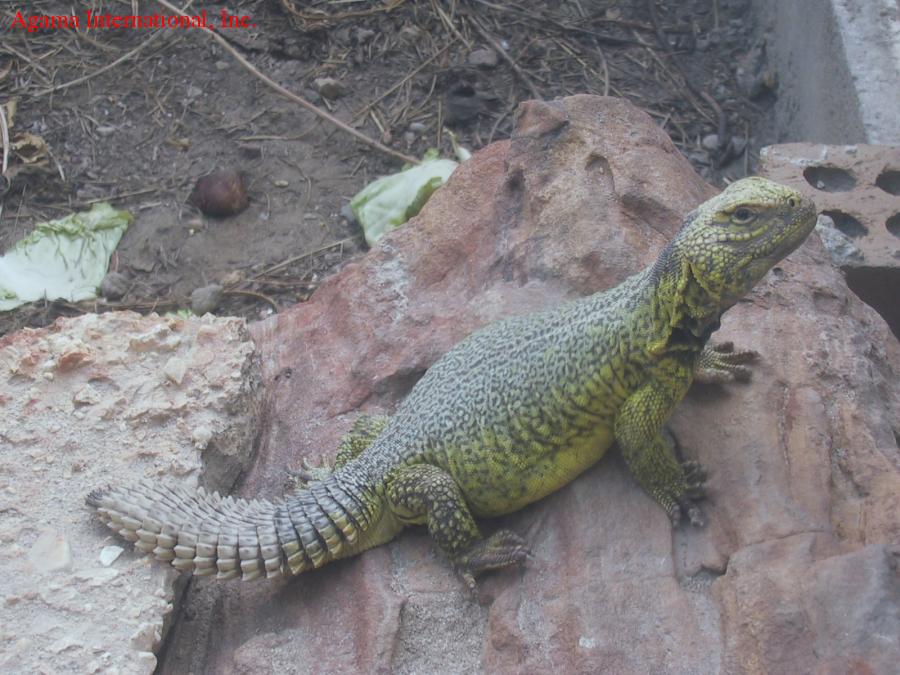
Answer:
xmin=87 ymin=176 xmax=817 ymax=586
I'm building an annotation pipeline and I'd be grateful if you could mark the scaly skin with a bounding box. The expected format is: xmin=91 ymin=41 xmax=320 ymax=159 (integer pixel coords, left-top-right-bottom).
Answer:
xmin=88 ymin=177 xmax=817 ymax=585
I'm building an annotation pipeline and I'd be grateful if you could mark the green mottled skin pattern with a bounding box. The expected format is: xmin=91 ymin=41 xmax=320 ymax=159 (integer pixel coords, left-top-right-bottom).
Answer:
xmin=88 ymin=177 xmax=817 ymax=584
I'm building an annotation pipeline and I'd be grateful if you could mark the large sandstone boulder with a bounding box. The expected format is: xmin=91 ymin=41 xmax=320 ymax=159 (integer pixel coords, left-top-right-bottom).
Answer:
xmin=157 ymin=96 xmax=899 ymax=673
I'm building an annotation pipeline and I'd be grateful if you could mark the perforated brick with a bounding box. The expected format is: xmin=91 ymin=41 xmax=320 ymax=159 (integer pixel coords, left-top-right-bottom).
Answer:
xmin=759 ymin=143 xmax=900 ymax=269
xmin=759 ymin=143 xmax=900 ymax=339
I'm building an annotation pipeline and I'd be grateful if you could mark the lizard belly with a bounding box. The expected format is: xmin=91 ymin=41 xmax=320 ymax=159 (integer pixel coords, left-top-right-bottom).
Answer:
xmin=449 ymin=424 xmax=615 ymax=518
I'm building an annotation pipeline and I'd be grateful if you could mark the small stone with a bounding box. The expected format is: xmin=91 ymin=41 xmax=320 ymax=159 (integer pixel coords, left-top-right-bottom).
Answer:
xmin=191 ymin=425 xmax=213 ymax=449
xmin=314 ymin=77 xmax=346 ymax=100
xmin=57 ymin=346 xmax=93 ymax=371
xmin=163 ymin=357 xmax=187 ymax=385
xmin=27 ymin=529 xmax=72 ymax=573
xmin=73 ymin=384 xmax=101 ymax=406
xmin=238 ymin=144 xmax=262 ymax=159
xmin=100 ymin=271 xmax=130 ymax=300
xmin=186 ymin=85 xmax=202 ymax=99
xmin=129 ymin=622 xmax=161 ymax=651
xmin=353 ymin=27 xmax=375 ymax=43
xmin=190 ymin=169 xmax=248 ymax=217
xmin=469 ymin=48 xmax=499 ymax=68
xmin=191 ymin=284 xmax=223 ymax=315
xmin=220 ymin=270 xmax=245 ymax=287
xmin=403 ymin=131 xmax=416 ymax=146
xmin=95 ymin=126 xmax=116 ymax=137
xmin=99 ymin=546 xmax=124 ymax=567
xmin=730 ymin=136 xmax=748 ymax=155
xmin=399 ymin=25 xmax=421 ymax=42
xmin=340 ymin=204 xmax=357 ymax=225
xmin=702 ymin=134 xmax=720 ymax=151
xmin=214 ymin=60 xmax=229 ymax=71
xmin=408 ymin=122 xmax=427 ymax=134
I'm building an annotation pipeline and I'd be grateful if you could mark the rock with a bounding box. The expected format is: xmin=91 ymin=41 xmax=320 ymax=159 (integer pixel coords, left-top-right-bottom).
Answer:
xmin=148 ymin=96 xmax=898 ymax=673
xmin=730 ymin=135 xmax=748 ymax=155
xmin=190 ymin=283 xmax=223 ymax=315
xmin=352 ymin=27 xmax=375 ymax=43
xmin=99 ymin=546 xmax=124 ymax=567
xmin=163 ymin=356 xmax=188 ymax=385
xmin=189 ymin=169 xmax=249 ymax=218
xmin=0 ymin=312 xmax=259 ymax=675
xmin=99 ymin=271 xmax=130 ymax=300
xmin=468 ymin=48 xmax=499 ymax=68
xmin=815 ymin=214 xmax=864 ymax=266
xmin=238 ymin=144 xmax=262 ymax=159
xmin=702 ymin=133 xmax=720 ymax=150
xmin=314 ymin=77 xmax=346 ymax=100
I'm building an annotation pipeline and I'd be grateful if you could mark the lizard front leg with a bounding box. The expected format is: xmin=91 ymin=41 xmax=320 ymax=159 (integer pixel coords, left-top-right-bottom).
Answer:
xmin=615 ymin=361 xmax=706 ymax=526
xmin=694 ymin=341 xmax=758 ymax=383
xmin=386 ymin=464 xmax=529 ymax=588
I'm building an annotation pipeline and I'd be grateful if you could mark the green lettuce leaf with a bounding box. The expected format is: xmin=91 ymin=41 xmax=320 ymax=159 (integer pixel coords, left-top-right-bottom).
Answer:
xmin=0 ymin=203 xmax=132 ymax=311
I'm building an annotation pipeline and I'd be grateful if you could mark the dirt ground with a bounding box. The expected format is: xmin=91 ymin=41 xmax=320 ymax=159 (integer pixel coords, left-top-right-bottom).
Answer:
xmin=0 ymin=0 xmax=775 ymax=336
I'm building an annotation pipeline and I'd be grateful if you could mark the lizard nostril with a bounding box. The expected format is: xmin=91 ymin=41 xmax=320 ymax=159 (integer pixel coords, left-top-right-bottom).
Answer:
xmin=788 ymin=198 xmax=798 ymax=208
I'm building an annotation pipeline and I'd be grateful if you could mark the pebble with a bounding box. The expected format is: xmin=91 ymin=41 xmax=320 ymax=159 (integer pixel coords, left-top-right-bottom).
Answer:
xmin=353 ymin=27 xmax=375 ymax=43
xmin=163 ymin=357 xmax=187 ymax=386
xmin=702 ymin=134 xmax=720 ymax=151
xmin=191 ymin=284 xmax=223 ymax=315
xmin=100 ymin=272 xmax=130 ymax=300
xmin=314 ymin=77 xmax=346 ymax=100
xmin=469 ymin=48 xmax=499 ymax=68
xmin=99 ymin=546 xmax=124 ymax=567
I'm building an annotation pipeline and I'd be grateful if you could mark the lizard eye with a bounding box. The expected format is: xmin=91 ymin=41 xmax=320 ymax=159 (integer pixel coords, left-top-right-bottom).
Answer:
xmin=731 ymin=207 xmax=756 ymax=224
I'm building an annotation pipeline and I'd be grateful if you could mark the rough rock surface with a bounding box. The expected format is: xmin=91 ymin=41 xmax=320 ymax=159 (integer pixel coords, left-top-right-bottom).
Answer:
xmin=154 ymin=96 xmax=900 ymax=674
xmin=0 ymin=312 xmax=259 ymax=674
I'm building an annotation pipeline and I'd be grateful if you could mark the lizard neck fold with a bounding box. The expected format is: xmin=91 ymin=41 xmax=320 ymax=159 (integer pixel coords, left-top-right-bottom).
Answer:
xmin=646 ymin=238 xmax=723 ymax=354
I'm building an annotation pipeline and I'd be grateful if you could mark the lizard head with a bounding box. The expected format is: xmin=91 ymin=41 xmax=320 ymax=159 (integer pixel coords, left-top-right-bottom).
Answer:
xmin=672 ymin=176 xmax=818 ymax=312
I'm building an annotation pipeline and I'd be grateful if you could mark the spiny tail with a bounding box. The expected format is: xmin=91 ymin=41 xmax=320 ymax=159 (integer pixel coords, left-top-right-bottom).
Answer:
xmin=86 ymin=476 xmax=375 ymax=581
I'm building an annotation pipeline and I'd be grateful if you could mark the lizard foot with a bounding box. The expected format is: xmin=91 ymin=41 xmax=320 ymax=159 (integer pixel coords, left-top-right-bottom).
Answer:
xmin=284 ymin=457 xmax=333 ymax=493
xmin=682 ymin=460 xmax=707 ymax=500
xmin=456 ymin=529 xmax=530 ymax=589
xmin=694 ymin=341 xmax=758 ymax=384
xmin=675 ymin=460 xmax=708 ymax=527
xmin=663 ymin=460 xmax=708 ymax=528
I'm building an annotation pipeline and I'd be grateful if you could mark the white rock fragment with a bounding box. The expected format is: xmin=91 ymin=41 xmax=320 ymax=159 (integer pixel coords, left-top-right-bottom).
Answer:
xmin=99 ymin=546 xmax=124 ymax=567
xmin=163 ymin=357 xmax=188 ymax=386
xmin=50 ymin=635 xmax=83 ymax=654
xmin=191 ymin=424 xmax=213 ymax=449
xmin=129 ymin=622 xmax=161 ymax=651
xmin=27 ymin=529 xmax=73 ymax=573
xmin=74 ymin=384 xmax=101 ymax=405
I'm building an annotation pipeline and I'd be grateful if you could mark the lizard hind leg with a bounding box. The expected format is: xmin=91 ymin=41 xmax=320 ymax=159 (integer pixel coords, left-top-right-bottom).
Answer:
xmin=288 ymin=414 xmax=391 ymax=491
xmin=385 ymin=464 xmax=529 ymax=588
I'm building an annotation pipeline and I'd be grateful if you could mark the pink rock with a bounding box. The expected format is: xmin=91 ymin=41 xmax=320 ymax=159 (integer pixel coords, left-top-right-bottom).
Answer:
xmin=160 ymin=97 xmax=900 ymax=672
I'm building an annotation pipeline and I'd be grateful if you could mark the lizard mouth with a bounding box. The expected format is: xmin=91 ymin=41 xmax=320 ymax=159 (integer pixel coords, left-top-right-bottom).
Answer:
xmin=764 ymin=199 xmax=818 ymax=262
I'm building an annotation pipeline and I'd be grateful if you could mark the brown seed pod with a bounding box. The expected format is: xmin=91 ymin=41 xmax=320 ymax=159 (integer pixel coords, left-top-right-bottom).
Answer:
xmin=189 ymin=169 xmax=249 ymax=217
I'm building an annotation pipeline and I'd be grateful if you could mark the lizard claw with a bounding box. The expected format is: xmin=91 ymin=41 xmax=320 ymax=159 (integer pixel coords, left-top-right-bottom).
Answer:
xmin=695 ymin=342 xmax=759 ymax=384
